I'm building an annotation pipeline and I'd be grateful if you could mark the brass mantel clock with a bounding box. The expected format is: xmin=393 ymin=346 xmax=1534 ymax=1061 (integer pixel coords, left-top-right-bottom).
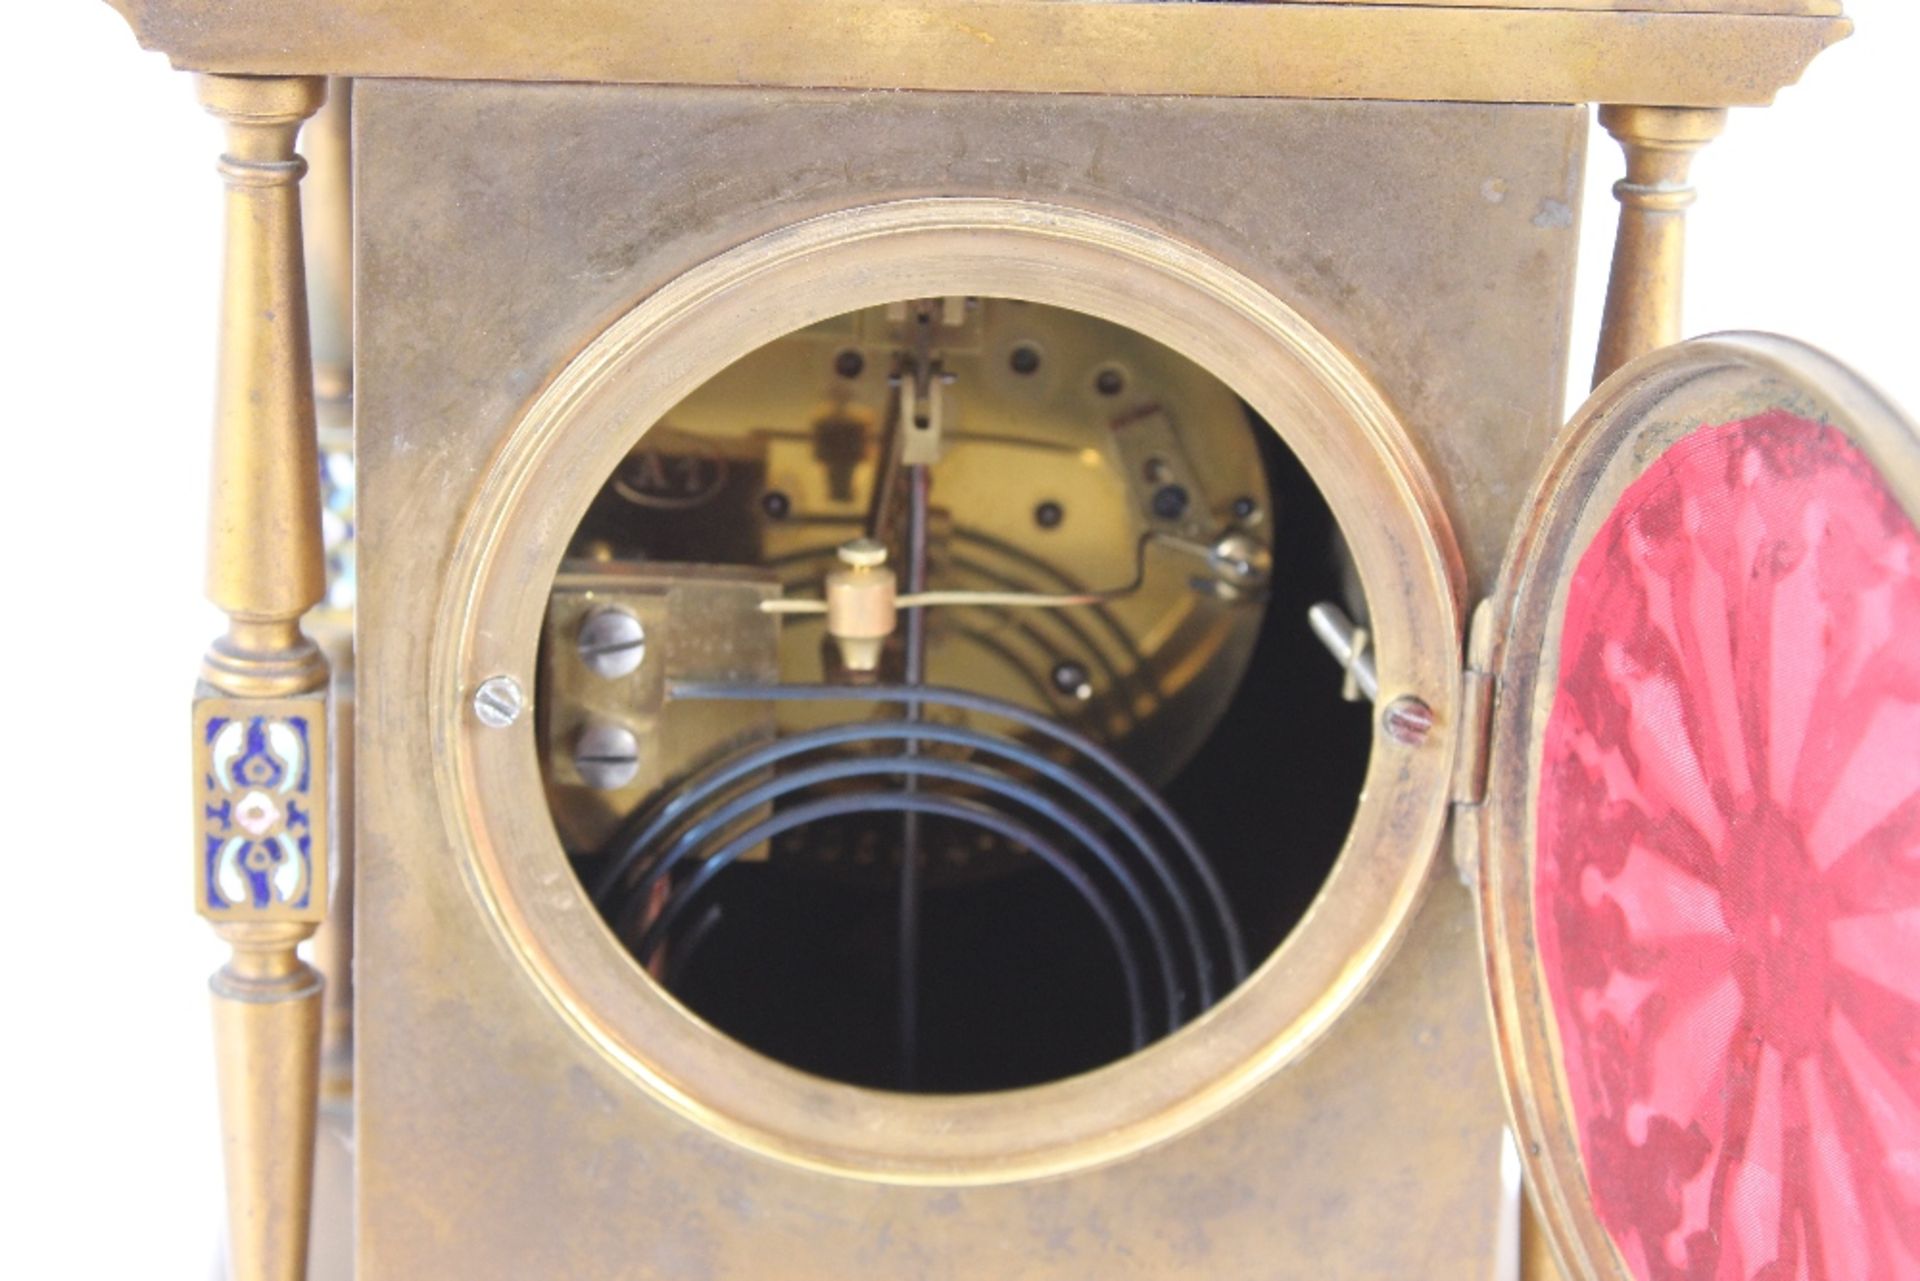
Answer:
xmin=98 ymin=1 xmax=1920 ymax=1277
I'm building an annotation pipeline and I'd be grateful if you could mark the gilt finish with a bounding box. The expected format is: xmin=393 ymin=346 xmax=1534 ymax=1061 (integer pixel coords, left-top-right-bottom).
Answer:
xmin=191 ymin=71 xmax=332 ymax=1281
xmin=82 ymin=0 xmax=1866 ymax=1276
xmin=351 ymin=84 xmax=1582 ymax=1277
xmin=1590 ymin=106 xmax=1729 ymax=386
xmin=102 ymin=0 xmax=1846 ymax=106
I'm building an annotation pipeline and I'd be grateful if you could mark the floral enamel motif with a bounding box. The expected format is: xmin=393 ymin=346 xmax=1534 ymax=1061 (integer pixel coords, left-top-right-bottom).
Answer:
xmin=195 ymin=699 xmax=329 ymax=921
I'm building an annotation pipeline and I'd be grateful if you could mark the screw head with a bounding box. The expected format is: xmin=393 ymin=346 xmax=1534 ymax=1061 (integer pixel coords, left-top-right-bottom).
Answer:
xmin=1033 ymin=500 xmax=1064 ymax=530
xmin=833 ymin=349 xmax=865 ymax=380
xmin=1231 ymin=495 xmax=1259 ymax=521
xmin=472 ymin=676 xmax=524 ymax=728
xmin=1009 ymin=343 xmax=1042 ymax=376
xmin=1094 ymin=367 xmax=1125 ymax=397
xmin=574 ymin=721 xmax=641 ymax=790
xmin=1381 ymin=696 xmax=1435 ymax=747
xmin=1151 ymin=484 xmax=1191 ymax=521
xmin=1050 ymin=660 xmax=1093 ymax=701
xmin=761 ymin=489 xmax=792 ymax=520
xmin=577 ymin=608 xmax=647 ymax=679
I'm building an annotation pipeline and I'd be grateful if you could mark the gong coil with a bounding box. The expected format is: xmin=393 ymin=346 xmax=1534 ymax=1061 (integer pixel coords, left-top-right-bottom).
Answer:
xmin=537 ymin=293 xmax=1376 ymax=1091
xmin=589 ymin=683 xmax=1245 ymax=1052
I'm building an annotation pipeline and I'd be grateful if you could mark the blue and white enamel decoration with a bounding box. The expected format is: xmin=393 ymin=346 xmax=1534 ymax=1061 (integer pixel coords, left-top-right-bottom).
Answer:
xmin=195 ymin=697 xmax=329 ymax=921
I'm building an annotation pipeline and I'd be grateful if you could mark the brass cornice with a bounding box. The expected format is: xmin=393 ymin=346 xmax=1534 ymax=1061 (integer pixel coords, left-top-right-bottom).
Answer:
xmin=103 ymin=0 xmax=1847 ymax=107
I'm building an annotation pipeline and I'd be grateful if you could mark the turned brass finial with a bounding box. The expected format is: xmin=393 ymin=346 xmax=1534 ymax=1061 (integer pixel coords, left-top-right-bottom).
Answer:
xmin=1591 ymin=104 xmax=1726 ymax=388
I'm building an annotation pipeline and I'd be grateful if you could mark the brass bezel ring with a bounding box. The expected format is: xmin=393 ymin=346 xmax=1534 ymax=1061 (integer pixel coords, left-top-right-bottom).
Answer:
xmin=432 ymin=198 xmax=1465 ymax=1185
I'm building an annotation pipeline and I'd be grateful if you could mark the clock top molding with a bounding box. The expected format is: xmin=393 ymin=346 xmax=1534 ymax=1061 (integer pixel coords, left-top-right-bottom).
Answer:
xmin=103 ymin=0 xmax=1847 ymax=106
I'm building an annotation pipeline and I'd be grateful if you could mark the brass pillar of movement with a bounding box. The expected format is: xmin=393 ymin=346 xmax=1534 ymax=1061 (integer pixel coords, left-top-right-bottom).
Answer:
xmin=1591 ymin=104 xmax=1726 ymax=387
xmin=302 ymin=79 xmax=353 ymax=411
xmin=300 ymin=76 xmax=357 ymax=1105
xmin=194 ymin=71 xmax=331 ymax=1281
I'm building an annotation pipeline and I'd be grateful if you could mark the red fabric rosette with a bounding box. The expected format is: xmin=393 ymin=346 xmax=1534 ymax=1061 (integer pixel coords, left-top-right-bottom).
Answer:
xmin=1537 ymin=411 xmax=1920 ymax=1280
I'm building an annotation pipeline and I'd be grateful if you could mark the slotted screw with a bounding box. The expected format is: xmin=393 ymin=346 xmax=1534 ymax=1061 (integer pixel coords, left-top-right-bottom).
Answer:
xmin=472 ymin=676 xmax=524 ymax=728
xmin=1381 ymin=696 xmax=1435 ymax=747
xmin=575 ymin=721 xmax=640 ymax=790
xmin=578 ymin=608 xmax=647 ymax=679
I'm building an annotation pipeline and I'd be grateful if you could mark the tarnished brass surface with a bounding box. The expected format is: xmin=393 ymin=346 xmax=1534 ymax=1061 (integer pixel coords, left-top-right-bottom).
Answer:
xmin=354 ymin=83 xmax=1583 ymax=598
xmin=210 ymin=923 xmax=325 ymax=1281
xmin=1526 ymin=1192 xmax=1572 ymax=1281
xmin=1591 ymin=106 xmax=1728 ymax=387
xmin=558 ymin=298 xmax=1273 ymax=796
xmin=1473 ymin=335 xmax=1920 ymax=1281
xmin=100 ymin=0 xmax=1846 ymax=107
xmin=301 ymin=79 xmax=353 ymax=414
xmin=299 ymin=75 xmax=358 ymax=1105
xmin=437 ymin=199 xmax=1463 ymax=1175
xmin=198 ymin=72 xmax=330 ymax=696
xmin=542 ymin=564 xmax=782 ymax=853
xmin=74 ymin=0 xmax=1892 ymax=1265
xmin=192 ymin=71 xmax=333 ymax=1281
xmin=353 ymin=82 xmax=1584 ymax=1275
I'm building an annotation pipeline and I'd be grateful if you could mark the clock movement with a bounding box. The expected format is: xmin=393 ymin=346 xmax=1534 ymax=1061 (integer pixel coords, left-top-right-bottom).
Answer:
xmin=97 ymin=1 xmax=1919 ymax=1277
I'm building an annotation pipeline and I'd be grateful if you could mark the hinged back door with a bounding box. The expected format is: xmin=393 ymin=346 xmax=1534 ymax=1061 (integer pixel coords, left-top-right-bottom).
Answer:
xmin=1476 ymin=334 xmax=1920 ymax=1281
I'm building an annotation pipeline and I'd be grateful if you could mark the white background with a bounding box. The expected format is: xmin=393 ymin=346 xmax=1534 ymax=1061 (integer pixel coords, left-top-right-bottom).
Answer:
xmin=3 ymin=2 xmax=1916 ymax=1275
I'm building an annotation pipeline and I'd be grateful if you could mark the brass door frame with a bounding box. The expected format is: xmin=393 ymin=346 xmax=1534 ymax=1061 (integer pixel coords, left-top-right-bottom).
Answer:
xmin=349 ymin=84 xmax=1580 ymax=1277
xmin=435 ymin=197 xmax=1465 ymax=1183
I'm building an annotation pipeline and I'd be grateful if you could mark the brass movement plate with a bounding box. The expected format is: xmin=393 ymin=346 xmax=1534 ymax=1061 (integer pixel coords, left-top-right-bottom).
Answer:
xmin=541 ymin=563 xmax=782 ymax=854
xmin=560 ymin=297 xmax=1273 ymax=797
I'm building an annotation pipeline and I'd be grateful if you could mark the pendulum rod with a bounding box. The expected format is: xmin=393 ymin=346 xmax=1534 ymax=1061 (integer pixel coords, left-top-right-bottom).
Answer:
xmin=898 ymin=460 xmax=931 ymax=1086
xmin=892 ymin=299 xmax=943 ymax=1088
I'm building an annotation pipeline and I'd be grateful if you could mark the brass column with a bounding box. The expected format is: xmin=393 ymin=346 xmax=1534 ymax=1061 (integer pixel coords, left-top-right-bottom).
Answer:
xmin=1591 ymin=104 xmax=1726 ymax=386
xmin=192 ymin=73 xmax=331 ymax=1281
xmin=301 ymin=76 xmax=357 ymax=1105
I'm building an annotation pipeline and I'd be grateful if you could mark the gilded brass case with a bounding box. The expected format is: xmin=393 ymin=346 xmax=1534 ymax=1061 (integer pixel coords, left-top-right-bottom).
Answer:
xmin=103 ymin=0 xmax=1846 ymax=106
xmin=353 ymin=84 xmax=1585 ymax=1277
xmin=79 ymin=0 xmax=1890 ymax=1274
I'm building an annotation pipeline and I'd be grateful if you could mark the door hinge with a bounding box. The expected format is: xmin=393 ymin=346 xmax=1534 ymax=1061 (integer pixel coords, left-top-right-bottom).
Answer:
xmin=1448 ymin=598 xmax=1497 ymax=886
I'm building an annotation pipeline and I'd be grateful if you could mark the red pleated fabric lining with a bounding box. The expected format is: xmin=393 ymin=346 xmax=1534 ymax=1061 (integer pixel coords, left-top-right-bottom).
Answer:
xmin=1536 ymin=410 xmax=1920 ymax=1280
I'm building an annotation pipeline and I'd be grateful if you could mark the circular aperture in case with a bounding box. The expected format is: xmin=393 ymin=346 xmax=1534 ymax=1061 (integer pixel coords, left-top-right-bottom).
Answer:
xmin=537 ymin=297 xmax=1374 ymax=1092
